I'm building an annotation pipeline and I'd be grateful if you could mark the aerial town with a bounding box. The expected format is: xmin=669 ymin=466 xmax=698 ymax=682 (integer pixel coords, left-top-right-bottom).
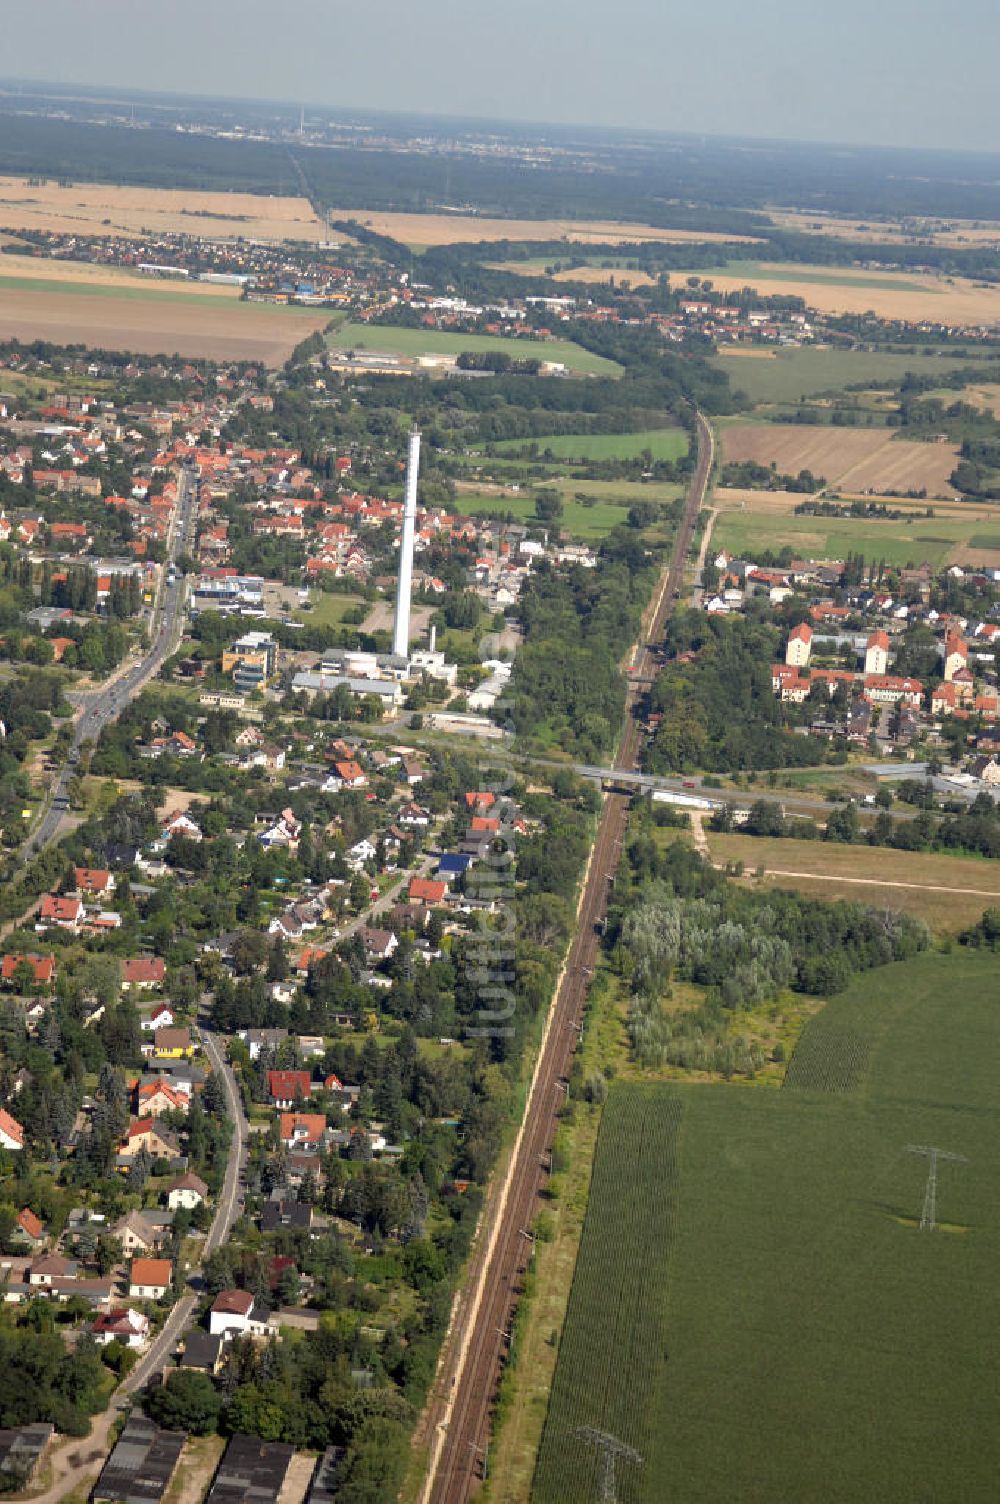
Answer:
xmin=2 ymin=22 xmax=1000 ymax=1504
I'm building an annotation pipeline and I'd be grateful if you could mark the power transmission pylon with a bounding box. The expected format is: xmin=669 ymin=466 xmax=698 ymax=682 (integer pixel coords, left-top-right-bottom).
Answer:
xmin=575 ymin=1427 xmax=643 ymax=1504
xmin=906 ymin=1144 xmax=968 ymax=1230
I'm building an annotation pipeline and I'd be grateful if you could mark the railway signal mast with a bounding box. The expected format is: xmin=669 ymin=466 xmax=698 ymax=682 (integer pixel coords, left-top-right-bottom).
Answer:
xmin=575 ymin=1427 xmax=643 ymax=1504
xmin=906 ymin=1143 xmax=968 ymax=1231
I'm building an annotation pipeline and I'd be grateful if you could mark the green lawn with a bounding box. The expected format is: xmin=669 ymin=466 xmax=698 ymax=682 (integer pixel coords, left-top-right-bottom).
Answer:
xmin=488 ymin=427 xmax=688 ymax=462
xmin=712 ymin=346 xmax=1000 ymax=405
xmin=329 ymin=321 xmax=621 ymax=376
xmin=461 ymin=478 xmax=681 ymax=541
xmin=536 ymin=950 xmax=1000 ymax=1504
xmin=713 ymin=506 xmax=976 ymax=567
xmin=296 ymin=591 xmax=366 ymax=628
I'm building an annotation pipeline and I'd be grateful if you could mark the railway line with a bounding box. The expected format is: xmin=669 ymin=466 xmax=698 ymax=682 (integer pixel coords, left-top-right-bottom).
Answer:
xmin=421 ymin=412 xmax=715 ymax=1503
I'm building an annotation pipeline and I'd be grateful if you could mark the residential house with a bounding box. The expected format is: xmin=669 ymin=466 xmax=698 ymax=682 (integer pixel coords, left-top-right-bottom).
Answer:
xmin=161 ymin=810 xmax=202 ymax=843
xmin=1 ymin=954 xmax=56 ymax=989
xmin=74 ymin=868 xmax=115 ymax=898
xmin=209 ymin=1289 xmax=272 ymax=1338
xmin=135 ymin=1080 xmax=190 ymax=1118
xmin=121 ymin=1118 xmax=180 ymax=1161
xmin=361 ymin=929 xmax=398 ymax=962
xmin=409 ymin=877 xmax=447 ymax=906
xmin=943 ymin=632 xmax=969 ymax=682
xmin=13 ymin=1208 xmax=45 ymax=1250
xmin=0 ymin=1109 xmax=24 ymax=1151
xmin=139 ymin=1002 xmax=175 ymax=1034
xmin=267 ymin=1070 xmax=312 ymax=1109
xmin=278 ymin=1113 xmax=327 ymax=1152
xmin=91 ymin=1308 xmax=150 ymax=1349
xmin=864 ymin=629 xmax=890 ymax=677
xmin=37 ymin=895 xmax=84 ymax=932
xmin=180 ymin=1331 xmax=224 ymax=1375
xmin=128 ymin=1257 xmax=172 ymax=1300
xmin=166 ymin=1172 xmax=209 ymax=1210
xmin=152 ymin=1027 xmax=194 ymax=1059
xmin=123 ymin=957 xmax=167 ymax=991
xmin=114 ymin=1212 xmax=163 ymax=1257
xmin=785 ymin=622 xmax=813 ymax=668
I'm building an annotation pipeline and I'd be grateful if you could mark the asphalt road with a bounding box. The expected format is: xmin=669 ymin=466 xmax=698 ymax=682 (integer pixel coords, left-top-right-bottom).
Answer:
xmin=23 ymin=465 xmax=197 ymax=861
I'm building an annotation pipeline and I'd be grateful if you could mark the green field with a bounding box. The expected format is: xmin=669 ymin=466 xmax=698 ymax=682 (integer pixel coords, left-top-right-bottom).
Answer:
xmin=712 ymin=346 xmax=1000 ymax=405
xmin=700 ymin=260 xmax=930 ymax=292
xmin=488 ymin=427 xmax=688 ymax=462
xmin=296 ymin=591 xmax=366 ymax=628
xmin=713 ymin=506 xmax=977 ymax=567
xmin=0 ymin=272 xmax=316 ymax=313
xmin=536 ymin=951 xmax=1000 ymax=1503
xmin=968 ymin=532 xmax=1000 ymax=549
xmin=460 ymin=477 xmax=682 ymax=541
xmin=329 ymin=322 xmax=621 ymax=377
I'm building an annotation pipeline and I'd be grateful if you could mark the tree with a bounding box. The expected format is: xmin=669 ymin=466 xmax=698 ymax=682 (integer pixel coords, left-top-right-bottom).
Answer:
xmin=534 ymin=492 xmax=563 ymax=523
xmin=146 ymin=1369 xmax=222 ymax=1435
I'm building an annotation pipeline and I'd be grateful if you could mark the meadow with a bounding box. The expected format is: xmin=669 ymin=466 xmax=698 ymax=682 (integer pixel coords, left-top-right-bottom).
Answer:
xmin=709 ymin=508 xmax=974 ymax=571
xmin=712 ymin=345 xmax=1000 ymax=406
xmin=487 ymin=427 xmax=688 ymax=461
xmin=457 ymin=477 xmax=682 ymax=541
xmin=537 ymin=951 xmax=1000 ymax=1503
xmin=329 ymin=322 xmax=620 ymax=377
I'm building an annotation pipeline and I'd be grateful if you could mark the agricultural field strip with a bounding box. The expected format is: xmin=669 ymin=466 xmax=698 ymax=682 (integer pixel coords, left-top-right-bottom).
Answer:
xmin=718 ymin=421 xmax=960 ymax=497
xmin=0 ymin=283 xmax=327 ymax=365
xmin=0 ymin=176 xmax=325 ymax=240
xmin=532 ymin=1088 xmax=682 ymax=1502
xmin=541 ymin=953 xmax=1000 ymax=1502
xmin=337 ymin=209 xmax=761 ymax=248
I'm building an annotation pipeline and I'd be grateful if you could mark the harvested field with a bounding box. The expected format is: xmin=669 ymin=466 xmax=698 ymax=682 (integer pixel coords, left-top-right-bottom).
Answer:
xmin=708 ymin=831 xmax=1000 ymax=931
xmin=719 ymin=421 xmax=960 ymax=497
xmin=0 ymin=177 xmax=324 ymax=241
xmin=0 ymin=251 xmax=258 ymax=297
xmin=340 ymin=210 xmax=759 ymax=249
xmin=654 ymin=260 xmax=1000 ymax=325
xmin=770 ymin=208 xmax=1000 ymax=249
xmin=0 ymin=281 xmax=328 ymax=365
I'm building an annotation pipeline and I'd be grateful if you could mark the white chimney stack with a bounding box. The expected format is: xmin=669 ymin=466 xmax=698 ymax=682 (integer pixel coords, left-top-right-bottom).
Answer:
xmin=392 ymin=430 xmax=421 ymax=660
xmin=429 ymin=623 xmax=437 ymax=653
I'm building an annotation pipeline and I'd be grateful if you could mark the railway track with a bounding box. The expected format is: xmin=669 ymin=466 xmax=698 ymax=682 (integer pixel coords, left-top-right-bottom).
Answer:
xmin=421 ymin=411 xmax=715 ymax=1504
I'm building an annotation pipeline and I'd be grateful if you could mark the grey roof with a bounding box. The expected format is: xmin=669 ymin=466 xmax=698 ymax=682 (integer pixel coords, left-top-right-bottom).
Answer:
xmin=93 ymin=1416 xmax=185 ymax=1504
xmin=0 ymin=1424 xmax=53 ymax=1484
xmin=307 ymin=1446 xmax=345 ymax=1504
xmin=180 ymin=1330 xmax=223 ymax=1370
xmin=206 ymin=1434 xmax=298 ymax=1503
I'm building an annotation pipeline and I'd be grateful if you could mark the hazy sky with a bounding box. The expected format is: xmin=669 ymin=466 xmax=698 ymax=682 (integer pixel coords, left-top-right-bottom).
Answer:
xmin=6 ymin=0 xmax=999 ymax=153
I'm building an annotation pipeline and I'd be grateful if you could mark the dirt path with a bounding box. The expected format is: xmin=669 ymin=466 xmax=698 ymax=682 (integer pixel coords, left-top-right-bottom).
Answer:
xmin=690 ymin=810 xmax=710 ymax=858
xmin=754 ymin=867 xmax=1000 ymax=898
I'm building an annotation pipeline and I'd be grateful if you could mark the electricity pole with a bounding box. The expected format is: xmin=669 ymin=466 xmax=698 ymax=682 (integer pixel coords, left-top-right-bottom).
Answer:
xmin=906 ymin=1144 xmax=968 ymax=1231
xmin=575 ymin=1427 xmax=643 ymax=1504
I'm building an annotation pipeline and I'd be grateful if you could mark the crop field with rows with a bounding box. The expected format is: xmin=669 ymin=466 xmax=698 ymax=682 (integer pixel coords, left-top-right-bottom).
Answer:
xmin=537 ymin=952 xmax=1000 ymax=1502
xmin=532 ymin=1087 xmax=682 ymax=1503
